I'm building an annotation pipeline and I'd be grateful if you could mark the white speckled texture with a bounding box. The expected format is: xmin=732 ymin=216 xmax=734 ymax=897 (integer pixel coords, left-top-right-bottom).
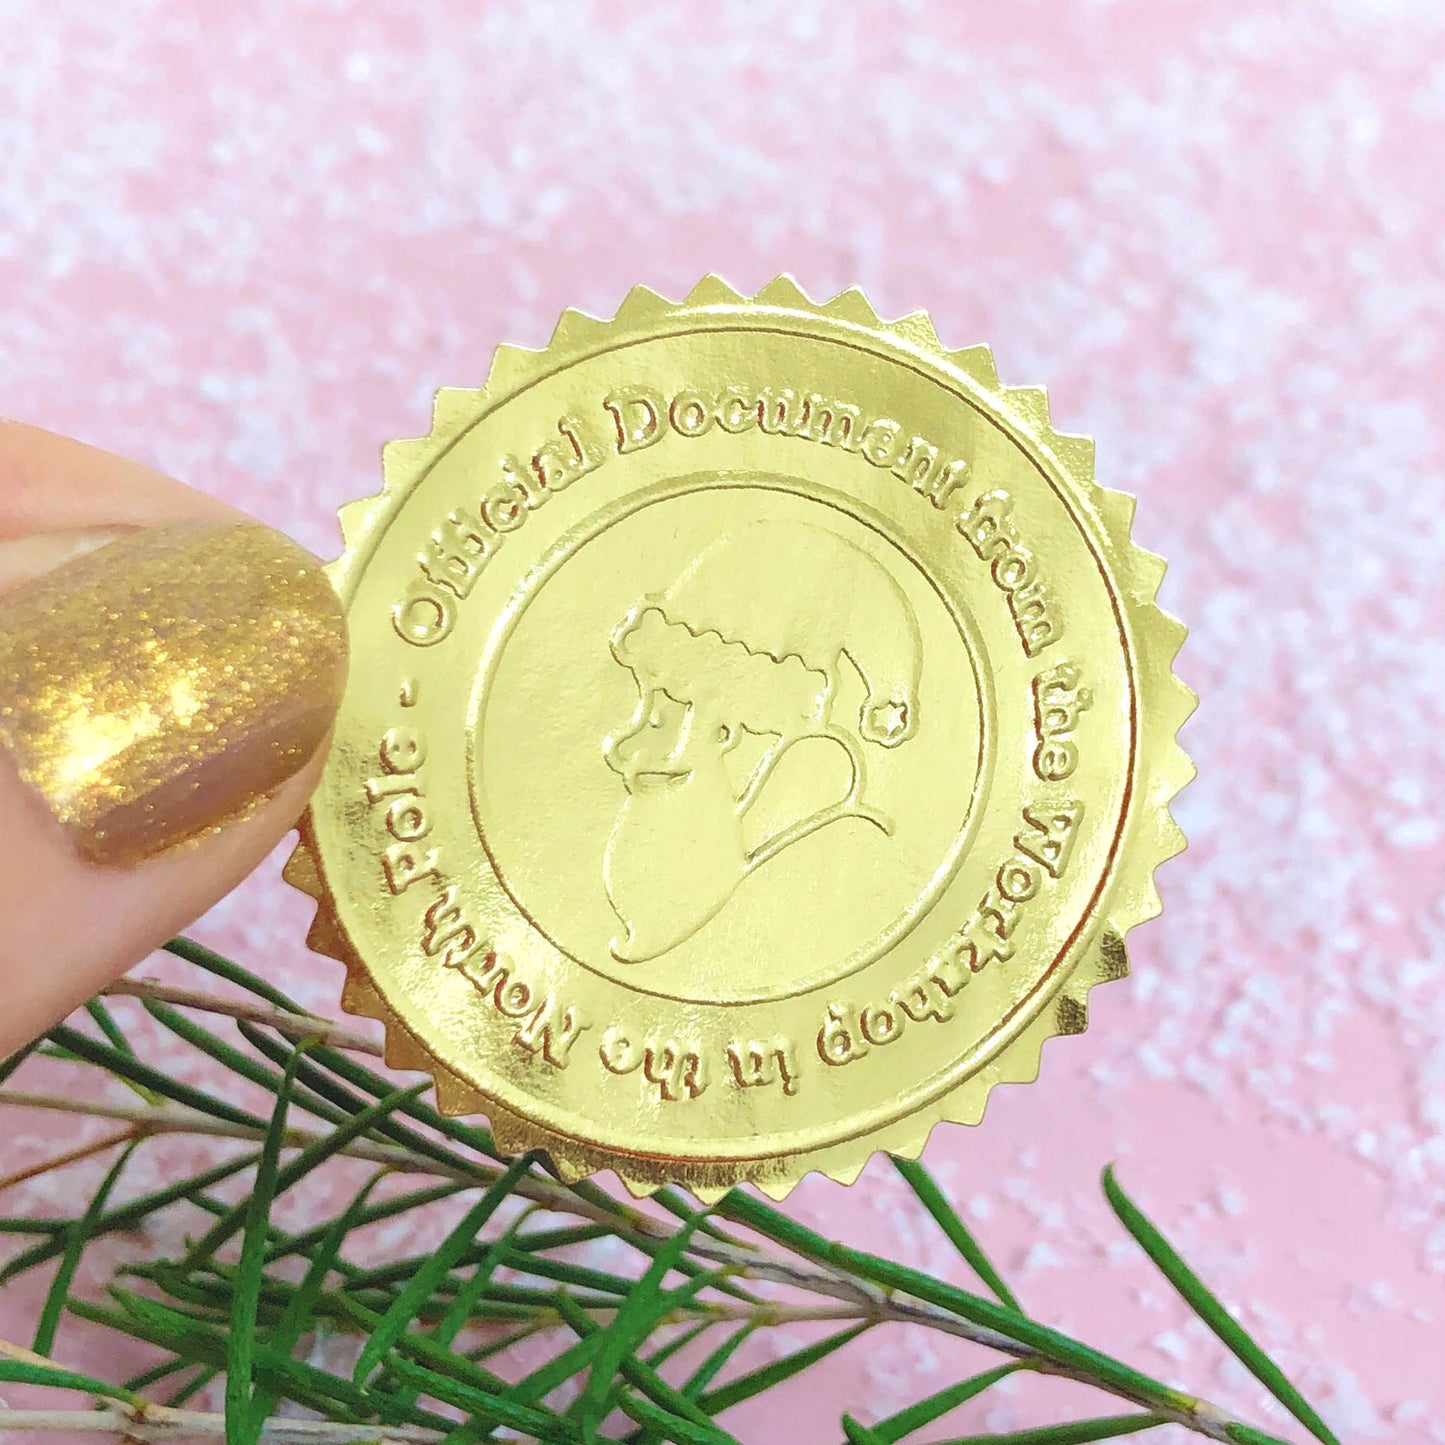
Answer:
xmin=2 ymin=1 xmax=1442 ymax=1438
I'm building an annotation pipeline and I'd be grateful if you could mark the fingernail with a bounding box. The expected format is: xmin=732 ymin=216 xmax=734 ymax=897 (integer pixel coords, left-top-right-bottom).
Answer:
xmin=0 ymin=526 xmax=133 ymax=590
xmin=0 ymin=520 xmax=349 ymax=864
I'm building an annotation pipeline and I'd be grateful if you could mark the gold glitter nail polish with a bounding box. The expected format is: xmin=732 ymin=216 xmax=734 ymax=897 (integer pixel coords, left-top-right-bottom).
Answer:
xmin=0 ymin=520 xmax=349 ymax=865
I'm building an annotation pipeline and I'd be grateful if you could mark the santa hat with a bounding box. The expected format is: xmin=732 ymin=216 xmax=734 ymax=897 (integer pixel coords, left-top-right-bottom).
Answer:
xmin=610 ymin=520 xmax=921 ymax=748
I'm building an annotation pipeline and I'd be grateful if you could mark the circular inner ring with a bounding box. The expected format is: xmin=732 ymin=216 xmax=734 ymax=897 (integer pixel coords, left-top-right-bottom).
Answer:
xmin=468 ymin=475 xmax=989 ymax=1005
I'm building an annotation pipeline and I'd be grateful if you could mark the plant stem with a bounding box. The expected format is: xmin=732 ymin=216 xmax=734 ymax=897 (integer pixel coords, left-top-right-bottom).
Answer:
xmin=0 ymin=1092 xmax=686 ymax=1239
xmin=0 ymin=1336 xmax=64 ymax=1367
xmin=0 ymin=1127 xmax=139 ymax=1196
xmin=102 ymin=980 xmax=385 ymax=1057
xmin=0 ymin=1093 xmax=437 ymax=1176
xmin=0 ymin=1409 xmax=445 ymax=1444
xmin=681 ymin=1239 xmax=1263 ymax=1443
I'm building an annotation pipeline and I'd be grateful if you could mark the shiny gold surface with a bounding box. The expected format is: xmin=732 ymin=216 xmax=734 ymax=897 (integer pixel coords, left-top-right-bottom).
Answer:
xmin=286 ymin=279 xmax=1194 ymax=1198
xmin=0 ymin=521 xmax=348 ymax=864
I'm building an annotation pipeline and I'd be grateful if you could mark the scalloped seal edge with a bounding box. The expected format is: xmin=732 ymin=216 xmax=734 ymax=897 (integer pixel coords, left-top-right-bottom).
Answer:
xmin=283 ymin=275 xmax=1196 ymax=1204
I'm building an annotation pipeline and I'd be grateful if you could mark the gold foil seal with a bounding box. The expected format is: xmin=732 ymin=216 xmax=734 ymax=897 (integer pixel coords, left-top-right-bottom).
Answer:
xmin=285 ymin=278 xmax=1195 ymax=1199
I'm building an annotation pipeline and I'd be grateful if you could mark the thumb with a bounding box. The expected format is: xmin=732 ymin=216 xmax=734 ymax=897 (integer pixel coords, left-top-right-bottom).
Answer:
xmin=0 ymin=421 xmax=349 ymax=1054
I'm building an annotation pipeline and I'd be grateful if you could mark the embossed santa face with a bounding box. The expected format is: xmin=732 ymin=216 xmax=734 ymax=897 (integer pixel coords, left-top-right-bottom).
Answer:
xmin=599 ymin=520 xmax=925 ymax=966
xmin=602 ymin=682 xmax=748 ymax=963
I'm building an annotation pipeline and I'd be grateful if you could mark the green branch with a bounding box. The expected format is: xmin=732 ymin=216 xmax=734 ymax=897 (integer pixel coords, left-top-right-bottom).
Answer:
xmin=0 ymin=936 xmax=1336 ymax=1445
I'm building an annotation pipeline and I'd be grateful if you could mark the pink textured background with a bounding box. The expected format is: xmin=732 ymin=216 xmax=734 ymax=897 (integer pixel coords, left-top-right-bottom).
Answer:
xmin=3 ymin=2 xmax=1443 ymax=1440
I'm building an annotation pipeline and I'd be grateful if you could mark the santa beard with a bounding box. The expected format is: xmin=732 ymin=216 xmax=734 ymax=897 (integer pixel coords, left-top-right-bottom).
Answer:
xmin=604 ymin=759 xmax=747 ymax=963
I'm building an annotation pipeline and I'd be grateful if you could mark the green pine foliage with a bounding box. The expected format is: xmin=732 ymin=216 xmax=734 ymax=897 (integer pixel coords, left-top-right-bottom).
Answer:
xmin=0 ymin=938 xmax=1338 ymax=1445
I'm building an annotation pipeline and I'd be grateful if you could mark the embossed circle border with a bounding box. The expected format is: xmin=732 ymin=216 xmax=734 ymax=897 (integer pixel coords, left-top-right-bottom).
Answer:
xmin=463 ymin=467 xmax=994 ymax=1007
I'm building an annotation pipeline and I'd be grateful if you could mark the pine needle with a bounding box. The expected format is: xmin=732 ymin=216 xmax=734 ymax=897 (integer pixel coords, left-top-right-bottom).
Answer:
xmin=228 ymin=1050 xmax=304 ymax=1445
xmin=890 ymin=1155 xmax=1022 ymax=1312
xmin=1101 ymin=1167 xmax=1339 ymax=1445
xmin=352 ymin=1153 xmax=535 ymax=1388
